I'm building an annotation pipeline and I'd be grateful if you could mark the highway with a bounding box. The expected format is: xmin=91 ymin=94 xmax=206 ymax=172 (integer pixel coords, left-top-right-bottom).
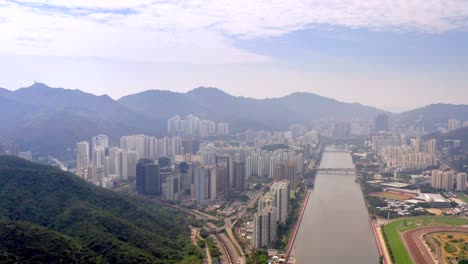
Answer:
xmin=152 ymin=199 xmax=220 ymax=221
xmin=215 ymin=232 xmax=239 ymax=264
xmin=153 ymin=199 xmax=239 ymax=264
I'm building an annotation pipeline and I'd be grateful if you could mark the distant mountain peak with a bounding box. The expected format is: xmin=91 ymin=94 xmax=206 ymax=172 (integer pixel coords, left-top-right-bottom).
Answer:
xmin=28 ymin=81 xmax=51 ymax=89
xmin=16 ymin=82 xmax=114 ymax=100
xmin=187 ymin=86 xmax=231 ymax=97
xmin=286 ymin=91 xmax=325 ymax=98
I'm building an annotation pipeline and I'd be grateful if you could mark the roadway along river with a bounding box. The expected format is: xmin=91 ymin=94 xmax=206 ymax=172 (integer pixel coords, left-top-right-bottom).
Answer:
xmin=293 ymin=146 xmax=379 ymax=263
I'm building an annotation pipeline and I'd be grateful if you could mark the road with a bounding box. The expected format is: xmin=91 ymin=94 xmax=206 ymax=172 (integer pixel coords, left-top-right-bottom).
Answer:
xmin=192 ymin=227 xmax=215 ymax=264
xmin=152 ymin=199 xmax=236 ymax=263
xmin=48 ymin=156 xmax=70 ymax=171
xmin=371 ymin=221 xmax=391 ymax=264
xmin=402 ymin=226 xmax=468 ymax=264
xmin=191 ymin=228 xmax=199 ymax=248
xmin=227 ymin=187 xmax=266 ymax=262
xmin=204 ymin=220 xmax=241 ymax=264
xmin=225 ymin=218 xmax=245 ymax=264
xmin=152 ymin=199 xmax=220 ymax=222
xmin=215 ymin=232 xmax=240 ymax=264
xmin=205 ymin=240 xmax=213 ymax=264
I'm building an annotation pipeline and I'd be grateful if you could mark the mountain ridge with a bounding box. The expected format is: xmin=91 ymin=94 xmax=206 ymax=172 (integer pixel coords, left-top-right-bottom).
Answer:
xmin=0 ymin=83 xmax=162 ymax=157
xmin=2 ymin=83 xmax=467 ymax=110
xmin=118 ymin=85 xmax=385 ymax=127
xmin=1 ymin=82 xmax=467 ymax=158
xmin=396 ymin=103 xmax=468 ymax=130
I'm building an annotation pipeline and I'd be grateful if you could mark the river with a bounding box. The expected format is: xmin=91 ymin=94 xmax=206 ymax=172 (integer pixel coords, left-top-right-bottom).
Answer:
xmin=292 ymin=146 xmax=379 ymax=263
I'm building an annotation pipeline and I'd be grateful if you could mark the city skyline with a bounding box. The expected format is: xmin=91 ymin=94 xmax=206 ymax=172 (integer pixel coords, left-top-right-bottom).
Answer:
xmin=1 ymin=0 xmax=468 ymax=111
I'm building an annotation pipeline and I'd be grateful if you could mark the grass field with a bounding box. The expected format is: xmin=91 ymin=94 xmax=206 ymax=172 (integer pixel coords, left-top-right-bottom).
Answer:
xmin=457 ymin=193 xmax=468 ymax=203
xmin=370 ymin=192 xmax=414 ymax=200
xmin=383 ymin=216 xmax=468 ymax=264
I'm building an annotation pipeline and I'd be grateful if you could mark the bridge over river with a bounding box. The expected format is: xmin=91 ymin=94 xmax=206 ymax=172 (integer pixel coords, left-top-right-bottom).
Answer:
xmin=316 ymin=167 xmax=355 ymax=174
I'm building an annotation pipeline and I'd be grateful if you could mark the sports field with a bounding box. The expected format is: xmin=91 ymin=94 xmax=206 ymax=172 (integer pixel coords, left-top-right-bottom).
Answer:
xmin=382 ymin=216 xmax=468 ymax=264
xmin=370 ymin=191 xmax=414 ymax=200
xmin=431 ymin=232 xmax=468 ymax=262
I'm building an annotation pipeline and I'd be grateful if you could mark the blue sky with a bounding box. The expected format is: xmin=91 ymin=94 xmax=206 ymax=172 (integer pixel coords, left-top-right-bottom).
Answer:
xmin=1 ymin=0 xmax=468 ymax=112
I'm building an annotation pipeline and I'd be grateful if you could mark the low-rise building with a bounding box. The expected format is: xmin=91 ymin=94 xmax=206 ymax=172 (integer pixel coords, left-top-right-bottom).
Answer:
xmin=424 ymin=193 xmax=452 ymax=208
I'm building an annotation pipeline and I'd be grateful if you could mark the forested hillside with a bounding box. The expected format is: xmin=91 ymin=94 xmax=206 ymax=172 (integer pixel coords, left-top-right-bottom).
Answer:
xmin=0 ymin=156 xmax=201 ymax=264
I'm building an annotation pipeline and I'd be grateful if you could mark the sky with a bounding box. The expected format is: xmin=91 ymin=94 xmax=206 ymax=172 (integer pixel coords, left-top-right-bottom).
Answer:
xmin=1 ymin=1 xmax=468 ymax=112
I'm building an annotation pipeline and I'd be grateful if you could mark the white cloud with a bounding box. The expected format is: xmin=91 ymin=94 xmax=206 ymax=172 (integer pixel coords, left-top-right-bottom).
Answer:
xmin=1 ymin=0 xmax=468 ymax=63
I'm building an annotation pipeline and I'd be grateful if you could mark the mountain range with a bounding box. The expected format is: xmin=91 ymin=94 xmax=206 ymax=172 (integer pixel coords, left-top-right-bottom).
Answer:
xmin=1 ymin=82 xmax=467 ymax=158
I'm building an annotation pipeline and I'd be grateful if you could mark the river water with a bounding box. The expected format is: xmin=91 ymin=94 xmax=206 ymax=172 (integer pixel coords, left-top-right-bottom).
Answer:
xmin=293 ymin=147 xmax=379 ymax=263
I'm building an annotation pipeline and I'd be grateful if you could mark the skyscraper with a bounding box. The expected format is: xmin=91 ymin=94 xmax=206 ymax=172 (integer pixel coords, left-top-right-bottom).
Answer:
xmin=193 ymin=166 xmax=209 ymax=205
xmin=209 ymin=167 xmax=217 ymax=201
xmin=233 ymin=162 xmax=246 ymax=192
xmin=87 ymin=164 xmax=104 ymax=183
xmin=425 ymin=139 xmax=437 ymax=156
xmin=177 ymin=161 xmax=192 ymax=192
xmin=442 ymin=171 xmax=454 ymax=191
xmin=127 ymin=151 xmax=139 ymax=179
xmin=271 ymin=181 xmax=289 ymax=223
xmin=167 ymin=174 xmax=181 ymax=201
xmin=216 ymin=165 xmax=228 ymax=195
xmin=92 ymin=147 xmax=105 ymax=166
xmin=145 ymin=163 xmax=161 ymax=195
xmin=273 ymin=163 xmax=285 ymax=182
xmin=433 ymin=170 xmax=455 ymax=191
xmin=108 ymin=147 xmax=120 ymax=175
xmin=448 ymin=119 xmax=461 ymax=131
xmin=217 ymin=122 xmax=229 ymax=136
xmin=117 ymin=149 xmax=128 ymax=180
xmin=216 ymin=155 xmax=233 ymax=188
xmin=457 ymin=173 xmax=467 ymax=191
xmin=168 ymin=115 xmax=181 ymax=136
xmin=411 ymin=137 xmax=421 ymax=153
xmin=431 ymin=170 xmax=442 ymax=189
xmin=253 ymin=206 xmax=277 ymax=248
xmin=374 ymin=114 xmax=389 ymax=132
xmin=92 ymin=134 xmax=109 ymax=151
xmin=333 ymin=122 xmax=351 ymax=139
xmin=136 ymin=158 xmax=160 ymax=195
xmin=136 ymin=158 xmax=153 ymax=194
xmin=287 ymin=159 xmax=298 ymax=191
xmin=76 ymin=141 xmax=89 ymax=178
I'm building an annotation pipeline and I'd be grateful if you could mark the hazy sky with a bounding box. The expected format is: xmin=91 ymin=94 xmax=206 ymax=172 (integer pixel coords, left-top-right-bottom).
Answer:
xmin=1 ymin=0 xmax=468 ymax=112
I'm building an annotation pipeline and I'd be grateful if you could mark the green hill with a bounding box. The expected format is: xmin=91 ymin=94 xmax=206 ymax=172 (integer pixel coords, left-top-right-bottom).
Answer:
xmin=0 ymin=156 xmax=201 ymax=264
